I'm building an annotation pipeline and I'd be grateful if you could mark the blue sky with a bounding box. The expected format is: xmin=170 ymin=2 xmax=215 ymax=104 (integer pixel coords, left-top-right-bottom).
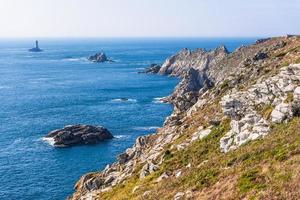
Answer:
xmin=0 ymin=0 xmax=299 ymax=38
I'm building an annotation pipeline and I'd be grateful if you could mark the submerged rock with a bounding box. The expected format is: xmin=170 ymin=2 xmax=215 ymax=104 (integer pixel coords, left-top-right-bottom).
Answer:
xmin=88 ymin=52 xmax=114 ymax=63
xmin=45 ymin=125 xmax=113 ymax=147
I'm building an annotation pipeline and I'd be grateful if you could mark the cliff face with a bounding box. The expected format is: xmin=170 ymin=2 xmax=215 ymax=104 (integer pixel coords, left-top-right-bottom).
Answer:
xmin=70 ymin=36 xmax=300 ymax=200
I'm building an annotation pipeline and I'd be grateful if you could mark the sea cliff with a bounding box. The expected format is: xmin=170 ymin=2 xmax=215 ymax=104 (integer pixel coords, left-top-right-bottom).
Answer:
xmin=70 ymin=35 xmax=300 ymax=200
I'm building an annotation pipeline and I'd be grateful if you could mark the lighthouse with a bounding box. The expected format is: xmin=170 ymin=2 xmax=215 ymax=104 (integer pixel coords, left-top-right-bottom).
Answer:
xmin=29 ymin=40 xmax=42 ymax=52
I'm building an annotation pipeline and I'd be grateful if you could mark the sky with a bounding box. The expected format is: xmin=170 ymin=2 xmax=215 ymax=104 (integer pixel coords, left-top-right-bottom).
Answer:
xmin=0 ymin=0 xmax=299 ymax=38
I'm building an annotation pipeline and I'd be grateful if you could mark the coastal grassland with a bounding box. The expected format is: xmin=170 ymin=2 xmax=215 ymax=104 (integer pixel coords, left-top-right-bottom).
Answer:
xmin=101 ymin=117 xmax=300 ymax=200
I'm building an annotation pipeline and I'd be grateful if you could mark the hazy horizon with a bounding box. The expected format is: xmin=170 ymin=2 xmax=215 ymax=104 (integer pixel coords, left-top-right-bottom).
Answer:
xmin=1 ymin=0 xmax=299 ymax=38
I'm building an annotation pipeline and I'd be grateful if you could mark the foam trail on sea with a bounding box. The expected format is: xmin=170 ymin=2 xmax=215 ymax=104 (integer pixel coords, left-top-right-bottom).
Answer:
xmin=133 ymin=126 xmax=159 ymax=131
xmin=111 ymin=98 xmax=137 ymax=103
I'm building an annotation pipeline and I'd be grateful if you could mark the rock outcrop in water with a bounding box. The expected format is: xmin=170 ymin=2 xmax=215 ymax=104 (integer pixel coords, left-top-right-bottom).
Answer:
xmin=45 ymin=125 xmax=113 ymax=147
xmin=88 ymin=52 xmax=114 ymax=63
xmin=70 ymin=36 xmax=300 ymax=200
xmin=139 ymin=64 xmax=161 ymax=74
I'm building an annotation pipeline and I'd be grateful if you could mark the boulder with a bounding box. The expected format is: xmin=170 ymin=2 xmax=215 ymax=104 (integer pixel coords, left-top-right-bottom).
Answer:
xmin=271 ymin=103 xmax=293 ymax=123
xmin=88 ymin=52 xmax=113 ymax=63
xmin=174 ymin=192 xmax=185 ymax=200
xmin=140 ymin=161 xmax=159 ymax=179
xmin=45 ymin=125 xmax=113 ymax=147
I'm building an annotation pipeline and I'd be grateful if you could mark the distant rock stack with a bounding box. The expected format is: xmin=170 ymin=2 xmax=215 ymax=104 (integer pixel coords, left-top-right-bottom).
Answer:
xmin=88 ymin=52 xmax=114 ymax=63
xmin=29 ymin=40 xmax=42 ymax=52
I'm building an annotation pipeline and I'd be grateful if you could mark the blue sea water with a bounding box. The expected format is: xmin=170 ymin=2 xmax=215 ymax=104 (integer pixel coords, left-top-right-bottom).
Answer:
xmin=0 ymin=38 xmax=256 ymax=200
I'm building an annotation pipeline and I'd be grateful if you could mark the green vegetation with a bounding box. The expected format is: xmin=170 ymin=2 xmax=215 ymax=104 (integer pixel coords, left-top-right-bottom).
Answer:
xmin=285 ymin=92 xmax=294 ymax=103
xmin=257 ymin=104 xmax=274 ymax=120
xmin=237 ymin=168 xmax=266 ymax=194
xmin=101 ymin=117 xmax=300 ymax=200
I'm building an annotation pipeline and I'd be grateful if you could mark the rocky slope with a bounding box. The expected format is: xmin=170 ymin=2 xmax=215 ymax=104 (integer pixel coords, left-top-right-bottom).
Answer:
xmin=70 ymin=35 xmax=300 ymax=200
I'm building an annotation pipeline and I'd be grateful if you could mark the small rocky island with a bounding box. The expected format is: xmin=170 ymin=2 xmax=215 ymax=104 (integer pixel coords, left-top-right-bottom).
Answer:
xmin=44 ymin=125 xmax=113 ymax=147
xmin=88 ymin=52 xmax=114 ymax=63
xmin=28 ymin=40 xmax=42 ymax=52
xmin=139 ymin=63 xmax=161 ymax=74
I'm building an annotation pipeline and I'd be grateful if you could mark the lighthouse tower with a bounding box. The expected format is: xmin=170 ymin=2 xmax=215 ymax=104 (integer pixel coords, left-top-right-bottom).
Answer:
xmin=29 ymin=40 xmax=42 ymax=52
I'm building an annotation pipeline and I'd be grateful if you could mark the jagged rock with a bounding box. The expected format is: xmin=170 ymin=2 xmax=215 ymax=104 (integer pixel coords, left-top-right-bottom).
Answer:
xmin=140 ymin=161 xmax=159 ymax=179
xmin=220 ymin=64 xmax=300 ymax=152
xmin=117 ymin=152 xmax=129 ymax=164
xmin=140 ymin=64 xmax=161 ymax=74
xmin=156 ymin=172 xmax=170 ymax=182
xmin=255 ymin=38 xmax=271 ymax=44
xmin=253 ymin=52 xmax=268 ymax=61
xmin=88 ymin=52 xmax=113 ymax=63
xmin=70 ymin=37 xmax=300 ymax=200
xmin=45 ymin=125 xmax=113 ymax=147
xmin=104 ymin=175 xmax=115 ymax=185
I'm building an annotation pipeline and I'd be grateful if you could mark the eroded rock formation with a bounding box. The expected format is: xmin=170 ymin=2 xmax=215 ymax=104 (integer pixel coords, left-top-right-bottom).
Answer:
xmin=45 ymin=125 xmax=113 ymax=147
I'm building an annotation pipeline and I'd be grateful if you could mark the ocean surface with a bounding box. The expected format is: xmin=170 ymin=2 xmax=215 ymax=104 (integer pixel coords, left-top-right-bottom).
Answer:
xmin=0 ymin=38 xmax=256 ymax=200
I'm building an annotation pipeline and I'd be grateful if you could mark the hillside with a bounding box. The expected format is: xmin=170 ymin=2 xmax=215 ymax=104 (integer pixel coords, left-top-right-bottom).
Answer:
xmin=70 ymin=35 xmax=300 ymax=200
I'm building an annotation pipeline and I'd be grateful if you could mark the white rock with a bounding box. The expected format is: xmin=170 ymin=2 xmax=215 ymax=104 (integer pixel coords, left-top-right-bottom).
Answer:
xmin=191 ymin=128 xmax=211 ymax=141
xmin=175 ymin=170 xmax=182 ymax=178
xmin=174 ymin=192 xmax=185 ymax=200
xmin=294 ymin=87 xmax=300 ymax=100
xmin=271 ymin=103 xmax=292 ymax=123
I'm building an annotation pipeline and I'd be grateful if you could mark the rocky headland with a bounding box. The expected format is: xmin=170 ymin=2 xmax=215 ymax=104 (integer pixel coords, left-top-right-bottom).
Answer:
xmin=70 ymin=36 xmax=300 ymax=200
xmin=45 ymin=125 xmax=113 ymax=147
xmin=88 ymin=52 xmax=114 ymax=63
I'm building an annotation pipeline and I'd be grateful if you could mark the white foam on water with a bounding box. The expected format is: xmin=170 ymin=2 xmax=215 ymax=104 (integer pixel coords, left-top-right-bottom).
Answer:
xmin=114 ymin=135 xmax=127 ymax=139
xmin=111 ymin=98 xmax=137 ymax=103
xmin=153 ymin=97 xmax=168 ymax=104
xmin=133 ymin=126 xmax=159 ymax=131
xmin=62 ymin=57 xmax=88 ymax=62
xmin=41 ymin=137 xmax=55 ymax=146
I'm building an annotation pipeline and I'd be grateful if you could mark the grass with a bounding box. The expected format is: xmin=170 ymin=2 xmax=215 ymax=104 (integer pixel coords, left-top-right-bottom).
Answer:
xmin=237 ymin=168 xmax=266 ymax=194
xmin=285 ymin=92 xmax=294 ymax=103
xmin=100 ymin=117 xmax=300 ymax=200
xmin=257 ymin=104 xmax=274 ymax=120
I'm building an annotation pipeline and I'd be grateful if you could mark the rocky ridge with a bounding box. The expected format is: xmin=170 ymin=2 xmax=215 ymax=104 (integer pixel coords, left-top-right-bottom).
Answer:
xmin=70 ymin=36 xmax=300 ymax=200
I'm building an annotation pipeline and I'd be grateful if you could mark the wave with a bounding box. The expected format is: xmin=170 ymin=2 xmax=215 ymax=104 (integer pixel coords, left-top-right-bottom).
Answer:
xmin=133 ymin=126 xmax=159 ymax=131
xmin=41 ymin=137 xmax=55 ymax=146
xmin=62 ymin=57 xmax=88 ymax=62
xmin=114 ymin=135 xmax=127 ymax=139
xmin=111 ymin=98 xmax=137 ymax=103
xmin=0 ymin=86 xmax=11 ymax=90
xmin=153 ymin=97 xmax=168 ymax=104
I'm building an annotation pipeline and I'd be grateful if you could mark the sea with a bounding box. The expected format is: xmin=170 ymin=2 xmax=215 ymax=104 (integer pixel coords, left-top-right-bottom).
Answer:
xmin=0 ymin=38 xmax=256 ymax=199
